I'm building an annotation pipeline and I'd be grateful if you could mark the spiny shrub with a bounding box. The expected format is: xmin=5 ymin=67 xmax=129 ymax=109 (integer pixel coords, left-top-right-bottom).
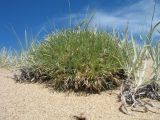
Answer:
xmin=15 ymin=29 xmax=127 ymax=93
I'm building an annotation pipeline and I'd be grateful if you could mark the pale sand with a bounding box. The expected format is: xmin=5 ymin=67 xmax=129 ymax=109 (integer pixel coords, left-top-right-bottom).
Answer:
xmin=0 ymin=68 xmax=160 ymax=120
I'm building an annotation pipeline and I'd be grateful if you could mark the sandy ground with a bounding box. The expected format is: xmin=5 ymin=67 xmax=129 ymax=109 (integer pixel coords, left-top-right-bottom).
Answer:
xmin=0 ymin=68 xmax=160 ymax=120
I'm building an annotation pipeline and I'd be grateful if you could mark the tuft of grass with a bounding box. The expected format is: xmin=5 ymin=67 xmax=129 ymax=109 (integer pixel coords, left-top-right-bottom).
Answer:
xmin=0 ymin=47 xmax=17 ymax=68
xmin=119 ymin=20 xmax=160 ymax=114
xmin=15 ymin=29 xmax=127 ymax=93
xmin=0 ymin=47 xmax=9 ymax=67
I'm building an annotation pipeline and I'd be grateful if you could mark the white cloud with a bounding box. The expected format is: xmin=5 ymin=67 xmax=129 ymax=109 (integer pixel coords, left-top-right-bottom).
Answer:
xmin=43 ymin=0 xmax=160 ymax=37
xmin=92 ymin=0 xmax=160 ymax=34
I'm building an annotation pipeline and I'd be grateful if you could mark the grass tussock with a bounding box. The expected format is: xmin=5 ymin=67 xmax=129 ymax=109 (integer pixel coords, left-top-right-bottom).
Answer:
xmin=0 ymin=47 xmax=18 ymax=68
xmin=15 ymin=29 xmax=128 ymax=93
xmin=119 ymin=20 xmax=160 ymax=114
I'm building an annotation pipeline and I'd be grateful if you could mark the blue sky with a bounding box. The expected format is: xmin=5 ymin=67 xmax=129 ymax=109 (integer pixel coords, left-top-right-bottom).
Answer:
xmin=0 ymin=0 xmax=160 ymax=50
